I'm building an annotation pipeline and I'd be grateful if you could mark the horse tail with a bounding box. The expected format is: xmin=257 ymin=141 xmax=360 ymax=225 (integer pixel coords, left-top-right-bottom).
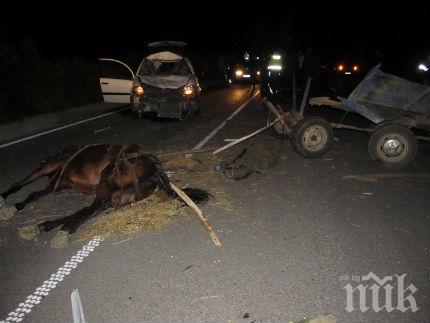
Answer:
xmin=154 ymin=171 xmax=174 ymax=196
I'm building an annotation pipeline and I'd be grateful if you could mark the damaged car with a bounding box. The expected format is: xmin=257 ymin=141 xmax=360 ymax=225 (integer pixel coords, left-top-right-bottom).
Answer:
xmin=99 ymin=41 xmax=201 ymax=119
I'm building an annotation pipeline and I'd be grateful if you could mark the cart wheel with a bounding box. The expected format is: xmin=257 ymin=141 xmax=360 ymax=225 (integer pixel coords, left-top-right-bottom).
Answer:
xmin=267 ymin=110 xmax=289 ymax=138
xmin=291 ymin=116 xmax=333 ymax=158
xmin=368 ymin=125 xmax=417 ymax=169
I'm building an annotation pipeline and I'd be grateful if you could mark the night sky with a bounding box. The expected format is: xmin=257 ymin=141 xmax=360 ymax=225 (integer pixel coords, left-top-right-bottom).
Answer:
xmin=2 ymin=2 xmax=429 ymax=60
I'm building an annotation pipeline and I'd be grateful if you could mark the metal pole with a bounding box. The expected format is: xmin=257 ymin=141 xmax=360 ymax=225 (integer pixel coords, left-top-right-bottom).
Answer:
xmin=299 ymin=77 xmax=312 ymax=116
xmin=292 ymin=73 xmax=297 ymax=111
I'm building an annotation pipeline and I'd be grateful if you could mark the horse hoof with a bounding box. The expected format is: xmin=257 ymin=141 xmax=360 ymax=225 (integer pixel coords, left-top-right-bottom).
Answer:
xmin=18 ymin=224 xmax=40 ymax=240
xmin=50 ymin=230 xmax=70 ymax=249
xmin=0 ymin=205 xmax=17 ymax=220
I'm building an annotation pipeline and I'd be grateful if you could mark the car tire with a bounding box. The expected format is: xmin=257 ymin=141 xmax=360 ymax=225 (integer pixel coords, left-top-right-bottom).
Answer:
xmin=291 ymin=116 xmax=334 ymax=158
xmin=368 ymin=125 xmax=417 ymax=169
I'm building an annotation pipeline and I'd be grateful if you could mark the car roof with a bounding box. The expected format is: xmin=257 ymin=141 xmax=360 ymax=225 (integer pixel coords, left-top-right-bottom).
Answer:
xmin=148 ymin=41 xmax=187 ymax=48
xmin=147 ymin=41 xmax=188 ymax=56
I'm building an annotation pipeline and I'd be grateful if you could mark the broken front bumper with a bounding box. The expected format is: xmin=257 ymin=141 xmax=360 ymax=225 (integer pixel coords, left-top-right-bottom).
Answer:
xmin=132 ymin=98 xmax=186 ymax=119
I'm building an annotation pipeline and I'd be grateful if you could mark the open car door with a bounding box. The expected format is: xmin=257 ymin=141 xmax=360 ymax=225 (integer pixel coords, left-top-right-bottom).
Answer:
xmin=99 ymin=58 xmax=134 ymax=103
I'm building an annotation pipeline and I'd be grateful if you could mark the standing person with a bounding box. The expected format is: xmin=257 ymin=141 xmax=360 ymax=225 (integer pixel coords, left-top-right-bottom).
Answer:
xmin=296 ymin=49 xmax=305 ymax=90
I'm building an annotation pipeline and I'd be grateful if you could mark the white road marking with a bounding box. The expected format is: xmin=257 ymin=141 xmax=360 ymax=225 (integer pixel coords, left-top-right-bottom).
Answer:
xmin=191 ymin=90 xmax=260 ymax=151
xmin=0 ymin=236 xmax=103 ymax=323
xmin=0 ymin=108 xmax=129 ymax=149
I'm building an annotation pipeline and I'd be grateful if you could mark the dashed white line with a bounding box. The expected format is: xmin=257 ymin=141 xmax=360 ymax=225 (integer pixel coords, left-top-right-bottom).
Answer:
xmin=1 ymin=236 xmax=103 ymax=322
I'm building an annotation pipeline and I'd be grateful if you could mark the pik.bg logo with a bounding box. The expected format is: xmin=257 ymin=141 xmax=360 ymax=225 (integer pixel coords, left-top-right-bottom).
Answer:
xmin=341 ymin=272 xmax=419 ymax=313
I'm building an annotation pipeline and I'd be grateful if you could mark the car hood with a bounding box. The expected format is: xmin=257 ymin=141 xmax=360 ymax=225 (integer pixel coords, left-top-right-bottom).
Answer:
xmin=138 ymin=74 xmax=194 ymax=89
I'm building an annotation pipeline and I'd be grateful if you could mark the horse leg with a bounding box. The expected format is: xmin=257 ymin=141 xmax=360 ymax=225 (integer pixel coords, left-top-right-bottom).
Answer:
xmin=1 ymin=161 xmax=64 ymax=202
xmin=49 ymin=198 xmax=111 ymax=248
xmin=49 ymin=167 xmax=116 ymax=248
xmin=15 ymin=188 xmax=52 ymax=211
xmin=0 ymin=187 xmax=54 ymax=220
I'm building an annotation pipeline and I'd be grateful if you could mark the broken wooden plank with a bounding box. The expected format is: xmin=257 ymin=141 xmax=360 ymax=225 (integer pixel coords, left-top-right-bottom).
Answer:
xmin=170 ymin=183 xmax=221 ymax=247
xmin=309 ymin=96 xmax=349 ymax=111
xmin=342 ymin=173 xmax=430 ymax=183
xmin=212 ymin=115 xmax=286 ymax=155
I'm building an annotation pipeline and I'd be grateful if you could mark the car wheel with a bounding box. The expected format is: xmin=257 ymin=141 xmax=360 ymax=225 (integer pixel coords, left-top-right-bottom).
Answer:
xmin=291 ymin=116 xmax=333 ymax=158
xmin=368 ymin=125 xmax=417 ymax=169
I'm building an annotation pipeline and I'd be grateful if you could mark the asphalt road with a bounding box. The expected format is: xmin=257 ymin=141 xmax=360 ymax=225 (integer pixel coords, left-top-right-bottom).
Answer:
xmin=0 ymin=84 xmax=429 ymax=322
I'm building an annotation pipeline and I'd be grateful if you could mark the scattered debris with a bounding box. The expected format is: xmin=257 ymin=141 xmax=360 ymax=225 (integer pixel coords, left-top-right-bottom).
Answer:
xmin=342 ymin=173 xmax=430 ymax=183
xmin=94 ymin=126 xmax=111 ymax=133
xmin=191 ymin=295 xmax=222 ymax=303
xmin=213 ymin=115 xmax=285 ymax=155
xmin=182 ymin=265 xmax=195 ymax=272
xmin=295 ymin=314 xmax=336 ymax=323
xmin=71 ymin=289 xmax=86 ymax=323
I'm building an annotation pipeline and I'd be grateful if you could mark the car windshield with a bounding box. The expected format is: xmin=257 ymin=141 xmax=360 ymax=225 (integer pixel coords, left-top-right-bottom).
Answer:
xmin=138 ymin=59 xmax=191 ymax=76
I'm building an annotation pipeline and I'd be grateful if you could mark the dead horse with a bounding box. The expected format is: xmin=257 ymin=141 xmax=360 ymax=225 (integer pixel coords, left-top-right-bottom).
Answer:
xmin=0 ymin=144 xmax=208 ymax=248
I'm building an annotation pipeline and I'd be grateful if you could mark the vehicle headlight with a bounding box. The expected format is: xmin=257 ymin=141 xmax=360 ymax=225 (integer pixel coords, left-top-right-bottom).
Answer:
xmin=235 ymin=70 xmax=243 ymax=77
xmin=133 ymin=86 xmax=144 ymax=96
xmin=256 ymin=70 xmax=261 ymax=75
xmin=337 ymin=64 xmax=344 ymax=71
xmin=418 ymin=64 xmax=429 ymax=72
xmin=353 ymin=65 xmax=359 ymax=71
xmin=183 ymin=85 xmax=195 ymax=96
xmin=267 ymin=64 xmax=282 ymax=71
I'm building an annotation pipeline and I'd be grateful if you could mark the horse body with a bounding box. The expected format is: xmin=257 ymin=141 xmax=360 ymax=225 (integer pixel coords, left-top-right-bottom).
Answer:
xmin=0 ymin=144 xmax=203 ymax=248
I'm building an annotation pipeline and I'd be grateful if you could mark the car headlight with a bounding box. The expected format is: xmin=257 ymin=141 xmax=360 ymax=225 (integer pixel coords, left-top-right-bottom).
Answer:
xmin=337 ymin=64 xmax=344 ymax=71
xmin=353 ymin=65 xmax=359 ymax=72
xmin=133 ymin=86 xmax=144 ymax=96
xmin=418 ymin=64 xmax=429 ymax=72
xmin=183 ymin=85 xmax=195 ymax=97
xmin=235 ymin=70 xmax=243 ymax=77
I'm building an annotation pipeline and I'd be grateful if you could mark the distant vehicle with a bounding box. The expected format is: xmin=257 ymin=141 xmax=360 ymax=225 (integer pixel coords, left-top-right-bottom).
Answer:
xmin=226 ymin=53 xmax=260 ymax=84
xmin=322 ymin=58 xmax=366 ymax=79
xmin=99 ymin=41 xmax=200 ymax=119
xmin=229 ymin=63 xmax=260 ymax=83
xmin=321 ymin=55 xmax=368 ymax=96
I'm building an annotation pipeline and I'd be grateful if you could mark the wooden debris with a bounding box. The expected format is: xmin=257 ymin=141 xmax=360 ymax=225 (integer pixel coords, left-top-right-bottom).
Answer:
xmin=170 ymin=183 xmax=222 ymax=247
xmin=212 ymin=115 xmax=285 ymax=155
xmin=296 ymin=314 xmax=336 ymax=323
xmin=309 ymin=96 xmax=347 ymax=111
xmin=342 ymin=173 xmax=430 ymax=183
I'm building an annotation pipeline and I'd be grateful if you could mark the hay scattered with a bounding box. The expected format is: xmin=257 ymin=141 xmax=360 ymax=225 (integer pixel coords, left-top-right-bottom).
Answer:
xmin=162 ymin=152 xmax=224 ymax=188
xmin=81 ymin=195 xmax=184 ymax=241
xmin=81 ymin=150 xmax=233 ymax=242
xmin=296 ymin=314 xmax=336 ymax=323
